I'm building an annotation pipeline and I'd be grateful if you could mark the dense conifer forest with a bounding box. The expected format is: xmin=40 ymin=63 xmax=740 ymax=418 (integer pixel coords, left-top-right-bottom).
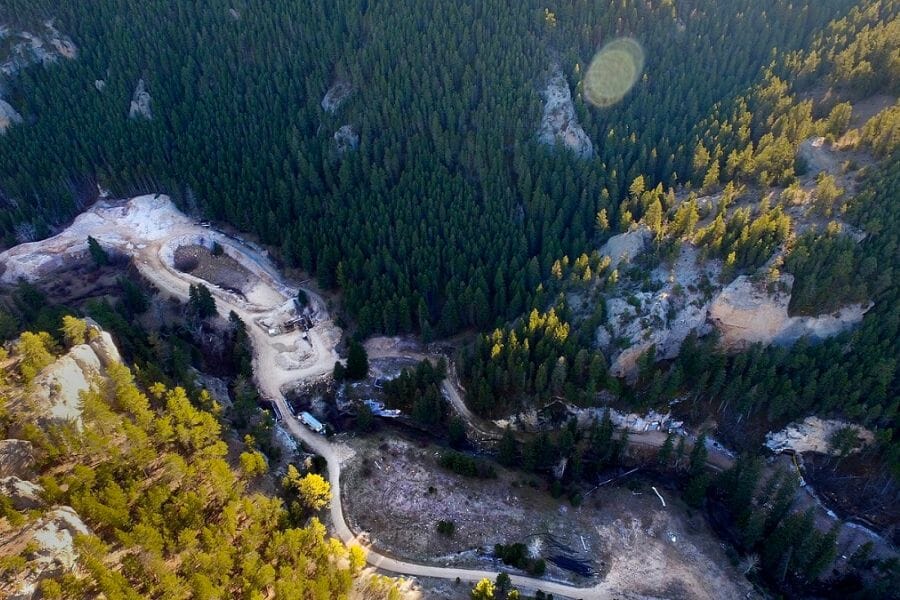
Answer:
xmin=1 ymin=1 xmax=898 ymax=596
xmin=0 ymin=0 xmax=863 ymax=336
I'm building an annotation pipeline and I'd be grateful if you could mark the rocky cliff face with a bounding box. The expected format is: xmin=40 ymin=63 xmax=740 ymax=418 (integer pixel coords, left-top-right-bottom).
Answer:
xmin=321 ymin=80 xmax=352 ymax=113
xmin=537 ymin=67 xmax=593 ymax=159
xmin=0 ymin=507 xmax=91 ymax=600
xmin=598 ymin=256 xmax=870 ymax=379
xmin=0 ymin=98 xmax=23 ymax=134
xmin=597 ymin=240 xmax=719 ymax=381
xmin=128 ymin=78 xmax=153 ymax=120
xmin=765 ymin=416 xmax=875 ymax=455
xmin=7 ymin=330 xmax=120 ymax=431
xmin=334 ymin=124 xmax=359 ymax=153
xmin=0 ymin=19 xmax=78 ymax=135
xmin=0 ymin=20 xmax=77 ymax=79
xmin=709 ymin=274 xmax=870 ymax=351
xmin=0 ymin=326 xmax=116 ymax=599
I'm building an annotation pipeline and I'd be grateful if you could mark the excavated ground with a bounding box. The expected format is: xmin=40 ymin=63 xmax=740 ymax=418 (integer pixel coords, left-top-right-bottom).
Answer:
xmin=342 ymin=434 xmax=757 ymax=600
xmin=173 ymin=244 xmax=254 ymax=294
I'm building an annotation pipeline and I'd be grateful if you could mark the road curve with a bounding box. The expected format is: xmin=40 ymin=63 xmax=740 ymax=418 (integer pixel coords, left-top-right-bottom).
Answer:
xmin=126 ymin=230 xmax=604 ymax=598
xmin=0 ymin=196 xmax=730 ymax=599
xmin=149 ymin=236 xmax=747 ymax=599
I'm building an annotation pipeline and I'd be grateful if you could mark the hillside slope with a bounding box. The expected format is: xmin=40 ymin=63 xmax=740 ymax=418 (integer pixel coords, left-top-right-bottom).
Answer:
xmin=0 ymin=319 xmax=401 ymax=599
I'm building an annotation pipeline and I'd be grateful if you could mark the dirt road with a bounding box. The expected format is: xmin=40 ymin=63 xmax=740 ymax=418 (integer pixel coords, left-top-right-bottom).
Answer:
xmin=0 ymin=195 xmax=739 ymax=598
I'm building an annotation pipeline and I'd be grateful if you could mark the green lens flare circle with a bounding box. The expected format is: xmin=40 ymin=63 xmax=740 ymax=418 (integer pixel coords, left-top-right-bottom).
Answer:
xmin=584 ymin=38 xmax=645 ymax=107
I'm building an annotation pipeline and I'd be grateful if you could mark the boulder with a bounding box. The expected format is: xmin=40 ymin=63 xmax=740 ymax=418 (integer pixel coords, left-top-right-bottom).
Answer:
xmin=334 ymin=124 xmax=359 ymax=153
xmin=0 ymin=98 xmax=23 ymax=134
xmin=0 ymin=476 xmax=44 ymax=510
xmin=0 ymin=440 xmax=35 ymax=478
xmin=128 ymin=78 xmax=153 ymax=120
xmin=599 ymin=227 xmax=651 ymax=268
xmin=88 ymin=329 xmax=122 ymax=367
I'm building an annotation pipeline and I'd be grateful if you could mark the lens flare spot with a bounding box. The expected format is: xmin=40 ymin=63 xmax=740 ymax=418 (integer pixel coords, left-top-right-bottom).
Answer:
xmin=584 ymin=38 xmax=645 ymax=107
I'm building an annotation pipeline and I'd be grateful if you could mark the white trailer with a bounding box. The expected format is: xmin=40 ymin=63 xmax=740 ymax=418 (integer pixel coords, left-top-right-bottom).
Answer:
xmin=299 ymin=411 xmax=325 ymax=434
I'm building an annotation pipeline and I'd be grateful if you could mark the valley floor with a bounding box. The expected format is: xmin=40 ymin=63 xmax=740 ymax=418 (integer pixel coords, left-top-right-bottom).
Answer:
xmin=343 ymin=434 xmax=758 ymax=600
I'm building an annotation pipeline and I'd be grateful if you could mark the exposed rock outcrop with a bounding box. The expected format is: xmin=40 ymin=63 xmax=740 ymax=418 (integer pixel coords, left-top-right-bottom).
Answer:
xmin=0 ymin=476 xmax=44 ymax=510
xmin=603 ymin=244 xmax=718 ymax=380
xmin=797 ymin=137 xmax=841 ymax=178
xmin=9 ymin=329 xmax=121 ymax=430
xmin=0 ymin=507 xmax=91 ymax=600
xmin=88 ymin=329 xmax=122 ymax=367
xmin=765 ymin=417 xmax=875 ymax=455
xmin=0 ymin=440 xmax=35 ymax=478
xmin=25 ymin=345 xmax=103 ymax=429
xmin=538 ymin=67 xmax=593 ymax=159
xmin=321 ymin=80 xmax=352 ymax=113
xmin=0 ymin=98 xmax=23 ymax=133
xmin=334 ymin=124 xmax=359 ymax=153
xmin=709 ymin=274 xmax=870 ymax=350
xmin=598 ymin=227 xmax=650 ymax=269
xmin=128 ymin=78 xmax=153 ymax=120
xmin=193 ymin=369 xmax=232 ymax=408
xmin=0 ymin=21 xmax=77 ymax=78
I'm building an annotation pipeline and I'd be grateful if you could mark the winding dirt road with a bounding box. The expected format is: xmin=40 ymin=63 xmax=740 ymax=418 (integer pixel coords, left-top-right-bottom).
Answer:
xmin=0 ymin=195 xmax=736 ymax=598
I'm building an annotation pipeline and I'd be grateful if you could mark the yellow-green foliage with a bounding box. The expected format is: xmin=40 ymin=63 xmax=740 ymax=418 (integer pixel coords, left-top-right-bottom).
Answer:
xmin=60 ymin=316 xmax=88 ymax=348
xmin=0 ymin=346 xmax=8 ymax=387
xmin=239 ymin=450 xmax=269 ymax=478
xmin=694 ymin=199 xmax=790 ymax=271
xmin=2 ymin=323 xmax=393 ymax=599
xmin=15 ymin=331 xmax=57 ymax=382
xmin=283 ymin=465 xmax=332 ymax=512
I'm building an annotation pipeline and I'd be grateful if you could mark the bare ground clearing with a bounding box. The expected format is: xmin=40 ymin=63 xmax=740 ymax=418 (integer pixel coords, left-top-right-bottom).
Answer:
xmin=342 ymin=435 xmax=757 ymax=599
xmin=173 ymin=244 xmax=253 ymax=292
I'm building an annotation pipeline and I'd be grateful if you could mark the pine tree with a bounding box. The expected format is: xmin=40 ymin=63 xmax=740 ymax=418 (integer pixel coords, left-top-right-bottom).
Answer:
xmin=498 ymin=427 xmax=518 ymax=467
xmin=345 ymin=341 xmax=369 ymax=380
xmin=201 ymin=285 xmax=218 ymax=318
xmin=689 ymin=433 xmax=708 ymax=476
xmin=684 ymin=472 xmax=710 ymax=507
xmin=595 ymin=208 xmax=610 ymax=233
xmin=702 ymin=161 xmax=720 ymax=192
xmin=657 ymin=433 xmax=675 ymax=467
xmin=87 ymin=236 xmax=109 ymax=267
